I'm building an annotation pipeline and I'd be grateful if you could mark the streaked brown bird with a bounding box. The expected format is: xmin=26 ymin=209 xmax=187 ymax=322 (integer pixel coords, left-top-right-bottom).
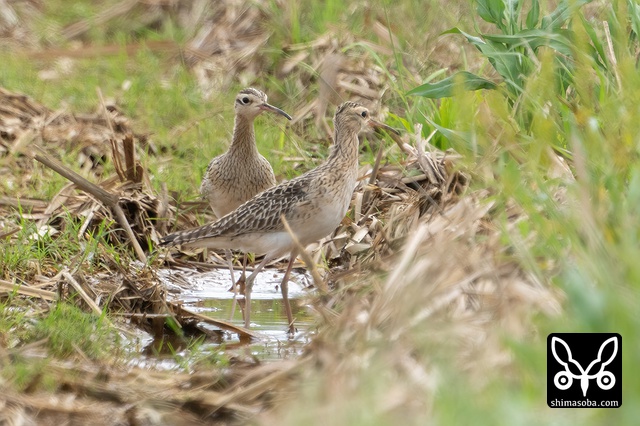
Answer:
xmin=199 ymin=88 xmax=291 ymax=217
xmin=199 ymin=88 xmax=291 ymax=308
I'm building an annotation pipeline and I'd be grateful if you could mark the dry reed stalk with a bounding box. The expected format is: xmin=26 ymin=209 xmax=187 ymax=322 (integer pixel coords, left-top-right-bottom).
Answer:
xmin=0 ymin=279 xmax=57 ymax=300
xmin=280 ymin=215 xmax=327 ymax=294
xmin=26 ymin=144 xmax=147 ymax=262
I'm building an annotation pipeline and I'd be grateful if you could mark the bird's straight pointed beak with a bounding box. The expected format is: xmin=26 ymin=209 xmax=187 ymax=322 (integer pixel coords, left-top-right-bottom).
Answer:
xmin=369 ymin=119 xmax=401 ymax=135
xmin=259 ymin=103 xmax=293 ymax=120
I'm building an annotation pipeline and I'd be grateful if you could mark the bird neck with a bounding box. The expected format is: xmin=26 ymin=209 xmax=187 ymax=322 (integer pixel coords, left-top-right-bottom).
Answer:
xmin=327 ymin=126 xmax=360 ymax=168
xmin=229 ymin=114 xmax=259 ymax=156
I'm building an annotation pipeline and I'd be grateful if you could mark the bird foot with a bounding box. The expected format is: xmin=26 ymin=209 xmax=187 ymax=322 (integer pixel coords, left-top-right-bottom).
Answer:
xmin=286 ymin=323 xmax=296 ymax=336
xmin=227 ymin=272 xmax=247 ymax=294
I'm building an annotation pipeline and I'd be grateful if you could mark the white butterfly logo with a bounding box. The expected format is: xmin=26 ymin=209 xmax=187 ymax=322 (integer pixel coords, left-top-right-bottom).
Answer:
xmin=551 ymin=336 xmax=617 ymax=397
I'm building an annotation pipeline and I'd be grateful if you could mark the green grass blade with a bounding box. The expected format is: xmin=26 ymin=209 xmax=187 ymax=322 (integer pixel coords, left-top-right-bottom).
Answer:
xmin=504 ymin=0 xmax=521 ymax=34
xmin=541 ymin=0 xmax=593 ymax=30
xmin=476 ymin=0 xmax=506 ymax=29
xmin=483 ymin=29 xmax=575 ymax=56
xmin=579 ymin=14 xmax=609 ymax=71
xmin=444 ymin=27 xmax=529 ymax=98
xmin=407 ymin=71 xmax=497 ymax=98
xmin=629 ymin=0 xmax=640 ymax=39
xmin=423 ymin=115 xmax=473 ymax=146
xmin=526 ymin=0 xmax=540 ymax=29
xmin=442 ymin=26 xmax=487 ymax=47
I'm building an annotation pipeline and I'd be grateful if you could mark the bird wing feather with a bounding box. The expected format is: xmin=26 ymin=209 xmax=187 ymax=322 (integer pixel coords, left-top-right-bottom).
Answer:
xmin=162 ymin=176 xmax=312 ymax=246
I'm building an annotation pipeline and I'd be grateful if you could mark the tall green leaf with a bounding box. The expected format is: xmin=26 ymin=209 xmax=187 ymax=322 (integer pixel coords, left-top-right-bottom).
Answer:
xmin=526 ymin=0 xmax=540 ymax=29
xmin=443 ymin=27 xmax=528 ymax=96
xmin=407 ymin=71 xmax=497 ymax=98
xmin=629 ymin=0 xmax=640 ymax=40
xmin=476 ymin=0 xmax=506 ymax=29
xmin=483 ymin=29 xmax=575 ymax=56
xmin=504 ymin=0 xmax=521 ymax=34
xmin=579 ymin=15 xmax=608 ymax=71
xmin=423 ymin=116 xmax=474 ymax=146
xmin=442 ymin=27 xmax=485 ymax=47
xmin=541 ymin=0 xmax=592 ymax=30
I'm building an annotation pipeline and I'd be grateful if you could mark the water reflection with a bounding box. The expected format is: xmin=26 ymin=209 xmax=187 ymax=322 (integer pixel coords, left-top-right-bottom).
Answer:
xmin=154 ymin=267 xmax=315 ymax=361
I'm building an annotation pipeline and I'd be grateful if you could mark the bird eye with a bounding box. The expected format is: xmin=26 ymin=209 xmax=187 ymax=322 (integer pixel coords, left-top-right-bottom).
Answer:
xmin=242 ymin=97 xmax=250 ymax=104
xmin=361 ymin=111 xmax=367 ymax=118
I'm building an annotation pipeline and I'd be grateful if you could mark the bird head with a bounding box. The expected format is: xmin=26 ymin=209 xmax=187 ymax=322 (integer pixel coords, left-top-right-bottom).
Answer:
xmin=235 ymin=88 xmax=292 ymax=120
xmin=334 ymin=102 xmax=399 ymax=135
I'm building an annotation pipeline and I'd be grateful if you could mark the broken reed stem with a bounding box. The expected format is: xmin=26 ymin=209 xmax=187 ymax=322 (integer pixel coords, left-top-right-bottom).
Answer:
xmin=62 ymin=270 xmax=102 ymax=316
xmin=369 ymin=139 xmax=385 ymax=187
xmin=174 ymin=305 xmax=262 ymax=340
xmin=280 ymin=215 xmax=328 ymax=294
xmin=0 ymin=279 xmax=57 ymax=300
xmin=122 ymin=134 xmax=139 ymax=182
xmin=386 ymin=127 xmax=412 ymax=154
xmin=97 ymin=87 xmax=126 ymax=182
xmin=32 ymin=145 xmax=117 ymax=205
xmin=61 ymin=270 xmax=132 ymax=337
xmin=112 ymin=205 xmax=147 ymax=262
xmin=30 ymin=144 xmax=147 ymax=262
xmin=602 ymin=20 xmax=623 ymax=93
xmin=363 ymin=139 xmax=386 ymax=208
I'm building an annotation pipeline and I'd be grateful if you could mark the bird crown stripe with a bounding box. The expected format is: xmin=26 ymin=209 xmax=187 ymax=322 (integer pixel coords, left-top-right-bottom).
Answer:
xmin=238 ymin=88 xmax=265 ymax=98
xmin=336 ymin=101 xmax=362 ymax=114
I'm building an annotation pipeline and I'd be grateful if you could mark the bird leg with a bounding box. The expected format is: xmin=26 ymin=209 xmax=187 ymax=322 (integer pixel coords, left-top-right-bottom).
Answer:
xmin=227 ymin=249 xmax=240 ymax=320
xmin=230 ymin=252 xmax=249 ymax=321
xmin=226 ymin=249 xmax=238 ymax=288
xmin=243 ymin=254 xmax=273 ymax=328
xmin=241 ymin=253 xmax=248 ymax=288
xmin=281 ymin=251 xmax=298 ymax=335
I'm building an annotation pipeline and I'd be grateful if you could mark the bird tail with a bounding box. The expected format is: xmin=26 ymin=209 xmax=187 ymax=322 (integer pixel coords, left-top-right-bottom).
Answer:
xmin=160 ymin=223 xmax=215 ymax=247
xmin=159 ymin=231 xmax=183 ymax=247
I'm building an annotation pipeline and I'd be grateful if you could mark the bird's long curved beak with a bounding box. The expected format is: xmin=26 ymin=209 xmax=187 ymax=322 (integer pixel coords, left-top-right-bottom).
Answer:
xmin=260 ymin=103 xmax=293 ymax=120
xmin=369 ymin=119 xmax=401 ymax=135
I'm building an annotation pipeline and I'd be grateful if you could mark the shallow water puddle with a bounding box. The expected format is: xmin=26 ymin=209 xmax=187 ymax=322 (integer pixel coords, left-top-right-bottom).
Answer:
xmin=156 ymin=266 xmax=315 ymax=360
